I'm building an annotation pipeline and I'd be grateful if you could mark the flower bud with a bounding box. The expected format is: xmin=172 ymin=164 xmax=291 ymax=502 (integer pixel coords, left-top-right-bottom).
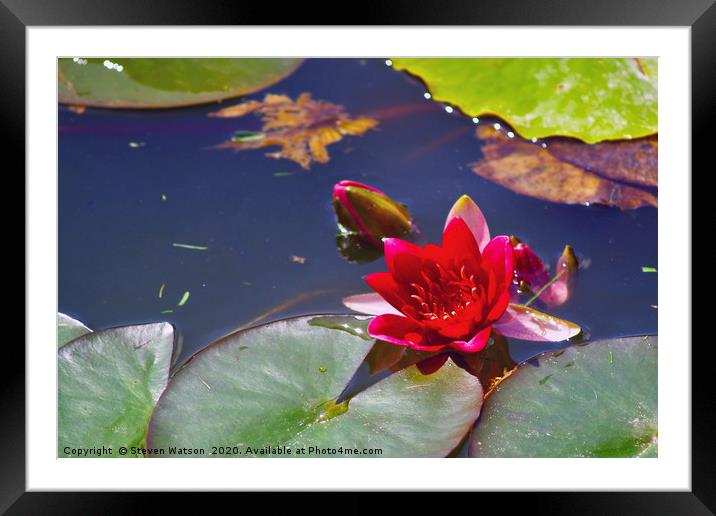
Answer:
xmin=332 ymin=180 xmax=413 ymax=248
xmin=511 ymin=241 xmax=550 ymax=289
xmin=510 ymin=240 xmax=578 ymax=307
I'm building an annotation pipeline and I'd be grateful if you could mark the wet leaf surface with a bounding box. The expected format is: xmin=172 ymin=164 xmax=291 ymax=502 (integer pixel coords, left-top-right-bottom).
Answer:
xmin=471 ymin=127 xmax=658 ymax=209
xmin=147 ymin=316 xmax=482 ymax=457
xmin=57 ymin=313 xmax=92 ymax=348
xmin=391 ymin=58 xmax=657 ymax=143
xmin=469 ymin=336 xmax=657 ymax=457
xmin=59 ymin=58 xmax=303 ymax=109
xmin=212 ymin=93 xmax=378 ymax=169
xmin=59 ymin=322 xmax=175 ymax=457
xmin=547 ymin=135 xmax=657 ymax=187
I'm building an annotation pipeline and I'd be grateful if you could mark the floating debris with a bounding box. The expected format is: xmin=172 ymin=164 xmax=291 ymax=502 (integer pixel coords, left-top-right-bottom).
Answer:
xmin=289 ymin=255 xmax=306 ymax=264
xmin=319 ymin=367 xmax=327 ymax=373
xmin=161 ymin=194 xmax=167 ymax=201
xmin=273 ymin=171 xmax=294 ymax=177
xmin=231 ymin=130 xmax=266 ymax=143
xmin=128 ymin=142 xmax=145 ymax=148
xmin=158 ymin=283 xmax=165 ymax=299
xmin=641 ymin=266 xmax=657 ymax=273
xmin=609 ymin=351 xmax=614 ymax=366
xmin=160 ymin=309 xmax=173 ymax=314
xmin=177 ymin=291 xmax=190 ymax=307
xmin=172 ymin=243 xmax=209 ymax=251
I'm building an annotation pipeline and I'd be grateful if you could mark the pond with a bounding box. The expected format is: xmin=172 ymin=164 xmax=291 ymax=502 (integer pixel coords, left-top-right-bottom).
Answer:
xmin=59 ymin=57 xmax=657 ymax=369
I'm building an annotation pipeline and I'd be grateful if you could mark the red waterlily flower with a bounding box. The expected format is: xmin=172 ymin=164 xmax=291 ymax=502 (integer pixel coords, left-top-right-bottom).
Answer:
xmin=343 ymin=195 xmax=581 ymax=375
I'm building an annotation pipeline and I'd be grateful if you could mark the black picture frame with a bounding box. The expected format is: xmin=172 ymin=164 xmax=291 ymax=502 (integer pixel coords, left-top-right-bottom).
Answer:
xmin=5 ymin=0 xmax=710 ymax=512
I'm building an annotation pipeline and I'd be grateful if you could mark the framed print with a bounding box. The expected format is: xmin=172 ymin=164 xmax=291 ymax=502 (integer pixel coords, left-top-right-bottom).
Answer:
xmin=6 ymin=0 xmax=712 ymax=511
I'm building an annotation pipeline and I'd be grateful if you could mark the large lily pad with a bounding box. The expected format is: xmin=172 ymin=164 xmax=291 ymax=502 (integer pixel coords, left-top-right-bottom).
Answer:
xmin=468 ymin=336 xmax=657 ymax=458
xmin=147 ymin=316 xmax=482 ymax=457
xmin=59 ymin=322 xmax=175 ymax=457
xmin=59 ymin=58 xmax=303 ymax=109
xmin=391 ymin=58 xmax=657 ymax=143
xmin=57 ymin=312 xmax=91 ymax=348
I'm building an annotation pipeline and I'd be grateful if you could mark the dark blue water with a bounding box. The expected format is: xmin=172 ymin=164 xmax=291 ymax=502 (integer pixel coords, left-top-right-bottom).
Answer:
xmin=59 ymin=58 xmax=657 ymax=367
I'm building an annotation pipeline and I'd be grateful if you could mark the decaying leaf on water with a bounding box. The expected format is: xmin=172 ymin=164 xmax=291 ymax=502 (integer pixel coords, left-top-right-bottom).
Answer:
xmin=546 ymin=135 xmax=657 ymax=187
xmin=471 ymin=126 xmax=657 ymax=209
xmin=211 ymin=93 xmax=379 ymax=169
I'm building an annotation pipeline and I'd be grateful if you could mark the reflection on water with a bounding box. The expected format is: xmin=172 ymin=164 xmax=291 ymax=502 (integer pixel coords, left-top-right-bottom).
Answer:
xmin=59 ymin=58 xmax=657 ymax=368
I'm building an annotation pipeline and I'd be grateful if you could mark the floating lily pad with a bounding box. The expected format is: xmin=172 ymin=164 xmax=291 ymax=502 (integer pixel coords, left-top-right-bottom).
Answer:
xmin=147 ymin=316 xmax=482 ymax=457
xmin=59 ymin=58 xmax=303 ymax=109
xmin=57 ymin=312 xmax=91 ymax=348
xmin=391 ymin=58 xmax=657 ymax=143
xmin=468 ymin=336 xmax=657 ymax=457
xmin=59 ymin=322 xmax=175 ymax=457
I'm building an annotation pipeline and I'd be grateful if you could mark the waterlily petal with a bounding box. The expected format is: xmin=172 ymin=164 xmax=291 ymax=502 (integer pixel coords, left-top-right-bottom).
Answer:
xmin=415 ymin=353 xmax=450 ymax=375
xmin=437 ymin=319 xmax=475 ymax=340
xmin=392 ymin=252 xmax=426 ymax=284
xmin=482 ymin=235 xmax=514 ymax=285
xmin=486 ymin=289 xmax=511 ymax=324
xmin=445 ymin=195 xmax=491 ymax=251
xmin=384 ymin=237 xmax=424 ymax=273
xmin=342 ymin=292 xmax=402 ymax=316
xmin=365 ymin=272 xmax=412 ymax=313
xmin=368 ymin=314 xmax=445 ymax=352
xmin=450 ymin=326 xmax=492 ymax=352
xmin=493 ymin=304 xmax=581 ymax=342
xmin=442 ymin=217 xmax=482 ymax=263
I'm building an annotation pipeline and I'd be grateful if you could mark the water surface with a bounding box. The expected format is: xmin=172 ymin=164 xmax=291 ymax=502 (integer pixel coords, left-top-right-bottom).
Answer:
xmin=59 ymin=58 xmax=657 ymax=367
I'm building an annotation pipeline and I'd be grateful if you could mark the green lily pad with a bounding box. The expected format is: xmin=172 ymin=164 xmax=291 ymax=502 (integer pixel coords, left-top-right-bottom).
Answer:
xmin=59 ymin=322 xmax=175 ymax=457
xmin=57 ymin=312 xmax=91 ymax=348
xmin=59 ymin=58 xmax=303 ymax=109
xmin=147 ymin=316 xmax=482 ymax=457
xmin=468 ymin=336 xmax=657 ymax=458
xmin=391 ymin=58 xmax=657 ymax=143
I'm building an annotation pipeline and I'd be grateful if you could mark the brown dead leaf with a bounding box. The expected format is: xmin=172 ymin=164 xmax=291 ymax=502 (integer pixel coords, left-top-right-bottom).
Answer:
xmin=211 ymin=93 xmax=378 ymax=169
xmin=546 ymin=135 xmax=657 ymax=187
xmin=471 ymin=126 xmax=657 ymax=209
